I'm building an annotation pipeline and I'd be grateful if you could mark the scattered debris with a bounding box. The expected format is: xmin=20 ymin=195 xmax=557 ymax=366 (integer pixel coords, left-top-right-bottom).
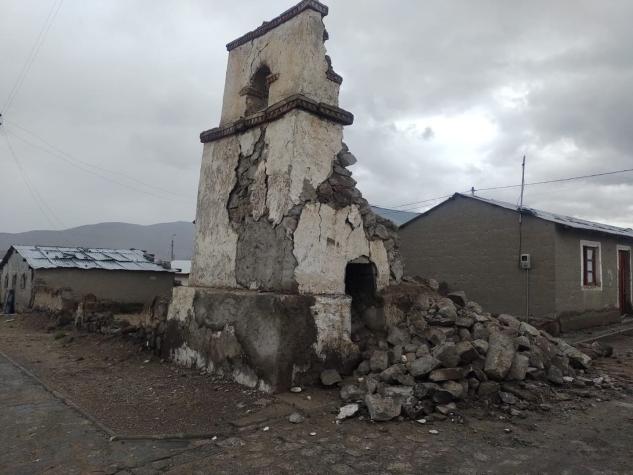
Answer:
xmin=340 ymin=285 xmax=601 ymax=422
xmin=336 ymin=404 xmax=360 ymax=420
xmin=320 ymin=369 xmax=342 ymax=387
xmin=288 ymin=412 xmax=305 ymax=424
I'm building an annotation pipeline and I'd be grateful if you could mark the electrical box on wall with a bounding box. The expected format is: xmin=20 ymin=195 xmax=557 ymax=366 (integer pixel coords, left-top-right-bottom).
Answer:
xmin=520 ymin=253 xmax=531 ymax=269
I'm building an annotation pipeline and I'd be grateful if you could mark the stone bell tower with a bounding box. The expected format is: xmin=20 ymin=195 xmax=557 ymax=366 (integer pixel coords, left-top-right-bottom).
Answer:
xmin=166 ymin=0 xmax=402 ymax=392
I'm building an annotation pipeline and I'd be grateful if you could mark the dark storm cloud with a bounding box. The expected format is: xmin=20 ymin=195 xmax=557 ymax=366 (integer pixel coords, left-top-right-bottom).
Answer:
xmin=1 ymin=0 xmax=632 ymax=232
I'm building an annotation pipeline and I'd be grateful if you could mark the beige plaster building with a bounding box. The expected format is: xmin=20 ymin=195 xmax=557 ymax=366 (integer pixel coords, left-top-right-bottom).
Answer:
xmin=1 ymin=246 xmax=174 ymax=314
xmin=399 ymin=193 xmax=633 ymax=331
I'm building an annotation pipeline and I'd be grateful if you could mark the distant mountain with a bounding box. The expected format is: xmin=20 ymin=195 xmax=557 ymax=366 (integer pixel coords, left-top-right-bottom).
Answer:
xmin=0 ymin=221 xmax=195 ymax=260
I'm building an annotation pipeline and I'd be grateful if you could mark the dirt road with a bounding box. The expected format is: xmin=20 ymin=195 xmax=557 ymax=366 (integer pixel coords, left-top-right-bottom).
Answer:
xmin=2 ymin=314 xmax=633 ymax=474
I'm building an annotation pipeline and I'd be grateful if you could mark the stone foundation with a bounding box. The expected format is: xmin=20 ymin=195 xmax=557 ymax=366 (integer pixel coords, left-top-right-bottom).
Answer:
xmin=164 ymin=286 xmax=359 ymax=392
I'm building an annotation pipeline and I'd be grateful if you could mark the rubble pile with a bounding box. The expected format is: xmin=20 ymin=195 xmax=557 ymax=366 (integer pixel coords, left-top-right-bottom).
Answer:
xmin=332 ymin=281 xmax=600 ymax=422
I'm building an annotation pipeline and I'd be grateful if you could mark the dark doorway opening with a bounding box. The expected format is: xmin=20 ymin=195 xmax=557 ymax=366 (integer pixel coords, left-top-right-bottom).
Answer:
xmin=618 ymin=249 xmax=632 ymax=314
xmin=245 ymin=65 xmax=271 ymax=115
xmin=345 ymin=261 xmax=377 ymax=327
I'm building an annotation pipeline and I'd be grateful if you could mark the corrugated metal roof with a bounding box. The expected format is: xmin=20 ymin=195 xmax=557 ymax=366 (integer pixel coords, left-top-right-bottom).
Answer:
xmin=170 ymin=260 xmax=191 ymax=274
xmin=370 ymin=206 xmax=421 ymax=227
xmin=2 ymin=245 xmax=172 ymax=272
xmin=457 ymin=193 xmax=633 ymax=239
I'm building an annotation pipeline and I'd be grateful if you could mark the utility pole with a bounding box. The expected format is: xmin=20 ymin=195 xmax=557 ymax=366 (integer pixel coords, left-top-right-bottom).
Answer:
xmin=518 ymin=155 xmax=528 ymax=319
xmin=170 ymin=234 xmax=176 ymax=262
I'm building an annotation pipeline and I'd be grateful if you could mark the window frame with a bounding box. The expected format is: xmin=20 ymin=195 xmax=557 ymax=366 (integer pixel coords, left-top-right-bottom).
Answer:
xmin=580 ymin=240 xmax=602 ymax=290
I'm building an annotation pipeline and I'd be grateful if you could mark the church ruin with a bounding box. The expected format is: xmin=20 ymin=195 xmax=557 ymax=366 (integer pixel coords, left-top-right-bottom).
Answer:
xmin=165 ymin=0 xmax=402 ymax=392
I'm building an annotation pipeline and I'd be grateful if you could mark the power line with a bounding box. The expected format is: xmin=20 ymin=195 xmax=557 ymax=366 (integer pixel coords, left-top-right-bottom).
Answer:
xmin=6 ymin=120 xmax=188 ymax=199
xmin=1 ymin=130 xmax=64 ymax=228
xmin=5 ymin=126 xmax=190 ymax=204
xmin=2 ymin=0 xmax=64 ymax=113
xmin=384 ymin=167 xmax=633 ymax=210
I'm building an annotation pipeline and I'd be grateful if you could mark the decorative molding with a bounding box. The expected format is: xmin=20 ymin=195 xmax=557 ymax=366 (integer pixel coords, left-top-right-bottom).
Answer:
xmin=226 ymin=0 xmax=329 ymax=51
xmin=200 ymin=94 xmax=354 ymax=143
xmin=326 ymin=69 xmax=343 ymax=85
xmin=239 ymin=86 xmax=267 ymax=99
xmin=266 ymin=73 xmax=280 ymax=85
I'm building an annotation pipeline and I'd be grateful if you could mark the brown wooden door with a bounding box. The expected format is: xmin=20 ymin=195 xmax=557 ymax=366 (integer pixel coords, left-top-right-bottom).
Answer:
xmin=618 ymin=250 xmax=631 ymax=314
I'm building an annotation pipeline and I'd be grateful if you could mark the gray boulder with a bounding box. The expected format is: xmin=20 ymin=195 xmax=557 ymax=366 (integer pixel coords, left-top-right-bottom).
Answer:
xmin=409 ymin=355 xmax=441 ymax=378
xmin=485 ymin=331 xmax=516 ymax=380
xmin=365 ymin=394 xmax=402 ymax=421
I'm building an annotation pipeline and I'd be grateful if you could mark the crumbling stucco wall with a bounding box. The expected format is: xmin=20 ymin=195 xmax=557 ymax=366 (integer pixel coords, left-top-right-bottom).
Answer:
xmin=220 ymin=9 xmax=339 ymax=126
xmin=0 ymin=251 xmax=33 ymax=312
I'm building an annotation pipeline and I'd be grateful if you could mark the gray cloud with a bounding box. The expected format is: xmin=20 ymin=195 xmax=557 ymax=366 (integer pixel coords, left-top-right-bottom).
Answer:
xmin=1 ymin=0 xmax=632 ymax=232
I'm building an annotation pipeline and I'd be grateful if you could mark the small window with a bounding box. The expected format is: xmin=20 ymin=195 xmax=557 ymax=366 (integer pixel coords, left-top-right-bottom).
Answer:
xmin=3 ymin=275 xmax=7 ymax=289
xmin=11 ymin=274 xmax=17 ymax=289
xmin=582 ymin=244 xmax=601 ymax=287
xmin=20 ymin=274 xmax=26 ymax=290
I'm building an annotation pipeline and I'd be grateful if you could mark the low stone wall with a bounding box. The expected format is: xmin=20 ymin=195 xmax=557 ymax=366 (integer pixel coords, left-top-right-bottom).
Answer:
xmin=163 ymin=286 xmax=359 ymax=392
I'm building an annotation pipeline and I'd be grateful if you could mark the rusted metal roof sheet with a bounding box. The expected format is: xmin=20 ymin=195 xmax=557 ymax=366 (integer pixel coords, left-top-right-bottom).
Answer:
xmin=4 ymin=245 xmax=172 ymax=272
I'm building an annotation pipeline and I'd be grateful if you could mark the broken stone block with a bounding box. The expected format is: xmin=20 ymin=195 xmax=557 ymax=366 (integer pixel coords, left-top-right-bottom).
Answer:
xmin=395 ymin=372 xmax=416 ymax=386
xmin=380 ymin=364 xmax=405 ymax=383
xmin=356 ymin=360 xmax=370 ymax=375
xmin=365 ymin=394 xmax=402 ymax=421
xmin=320 ymin=369 xmax=342 ymax=386
xmin=428 ymin=367 xmax=465 ymax=382
xmin=519 ymin=321 xmax=540 ymax=337
xmin=455 ymin=341 xmax=480 ymax=364
xmin=402 ymin=396 xmax=427 ymax=419
xmin=472 ymin=322 xmax=489 ymax=340
xmin=447 ymin=291 xmax=467 ymax=307
xmin=455 ymin=315 xmax=475 ymax=328
xmin=472 ymin=339 xmax=489 ymax=355
xmin=383 ymin=385 xmax=414 ymax=400
xmin=498 ymin=391 xmax=518 ymax=405
xmin=288 ymin=412 xmax=305 ymax=423
xmin=557 ymin=341 xmax=592 ymax=369
xmin=508 ymin=353 xmax=529 ymax=381
xmin=427 ymin=305 xmax=457 ymax=326
xmin=387 ymin=325 xmax=411 ymax=346
xmin=515 ymin=335 xmax=531 ymax=351
xmin=370 ymin=350 xmax=389 ymax=373
xmin=409 ymin=355 xmax=441 ymax=378
xmin=441 ymin=380 xmax=464 ymax=400
xmin=435 ymin=402 xmax=457 ymax=415
xmin=484 ymin=331 xmax=516 ymax=380
xmin=389 ymin=345 xmax=403 ymax=365
xmin=466 ymin=300 xmax=483 ymax=313
xmin=498 ymin=314 xmax=521 ymax=330
xmin=414 ymin=382 xmax=440 ymax=399
xmin=415 ymin=344 xmax=431 ymax=357
xmin=458 ymin=328 xmax=473 ymax=341
xmin=336 ymin=403 xmax=359 ymax=420
xmin=340 ymin=383 xmax=364 ymax=402
xmin=361 ymin=374 xmax=381 ymax=395
xmin=432 ymin=343 xmax=460 ymax=368
xmin=547 ymin=365 xmax=564 ymax=385
xmin=424 ymin=327 xmax=447 ymax=346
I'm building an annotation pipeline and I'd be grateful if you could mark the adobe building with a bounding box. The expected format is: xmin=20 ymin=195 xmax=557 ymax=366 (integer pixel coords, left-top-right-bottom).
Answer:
xmin=399 ymin=193 xmax=633 ymax=332
xmin=0 ymin=245 xmax=174 ymax=314
xmin=165 ymin=0 xmax=402 ymax=392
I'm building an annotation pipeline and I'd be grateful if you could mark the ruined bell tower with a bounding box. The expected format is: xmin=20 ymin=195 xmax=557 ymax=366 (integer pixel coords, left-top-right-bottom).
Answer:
xmin=166 ymin=0 xmax=402 ymax=392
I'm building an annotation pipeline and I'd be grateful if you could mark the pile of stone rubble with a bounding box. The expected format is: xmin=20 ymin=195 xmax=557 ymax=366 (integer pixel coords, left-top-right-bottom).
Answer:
xmin=324 ymin=283 xmax=609 ymax=422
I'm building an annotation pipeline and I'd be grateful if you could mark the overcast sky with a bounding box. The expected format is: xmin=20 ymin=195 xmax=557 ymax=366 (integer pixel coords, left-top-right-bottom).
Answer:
xmin=2 ymin=0 xmax=632 ymax=233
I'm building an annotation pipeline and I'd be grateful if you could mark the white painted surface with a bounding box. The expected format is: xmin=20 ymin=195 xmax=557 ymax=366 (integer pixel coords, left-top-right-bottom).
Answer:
xmin=220 ymin=9 xmax=339 ymax=125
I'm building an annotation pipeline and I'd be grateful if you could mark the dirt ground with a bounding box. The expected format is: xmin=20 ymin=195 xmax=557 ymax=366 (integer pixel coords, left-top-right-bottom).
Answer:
xmin=2 ymin=313 xmax=633 ymax=474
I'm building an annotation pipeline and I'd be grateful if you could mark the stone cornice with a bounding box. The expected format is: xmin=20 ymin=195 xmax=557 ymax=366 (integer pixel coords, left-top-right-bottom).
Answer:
xmin=200 ymin=94 xmax=353 ymax=143
xmin=226 ymin=0 xmax=329 ymax=52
